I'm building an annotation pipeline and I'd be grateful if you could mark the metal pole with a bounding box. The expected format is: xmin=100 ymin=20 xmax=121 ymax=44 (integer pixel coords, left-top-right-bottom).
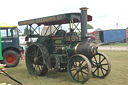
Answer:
xmin=80 ymin=7 xmax=88 ymax=42
xmin=0 ymin=27 xmax=3 ymax=60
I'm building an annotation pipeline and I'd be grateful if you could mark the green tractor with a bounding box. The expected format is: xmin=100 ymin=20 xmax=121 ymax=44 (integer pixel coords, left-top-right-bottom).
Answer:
xmin=0 ymin=23 xmax=20 ymax=67
xmin=18 ymin=7 xmax=111 ymax=83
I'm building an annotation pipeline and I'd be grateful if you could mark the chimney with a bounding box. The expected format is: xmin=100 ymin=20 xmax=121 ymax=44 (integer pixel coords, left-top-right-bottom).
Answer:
xmin=80 ymin=7 xmax=88 ymax=42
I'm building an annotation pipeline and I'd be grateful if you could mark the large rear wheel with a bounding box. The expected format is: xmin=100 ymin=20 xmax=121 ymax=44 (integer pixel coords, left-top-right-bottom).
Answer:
xmin=26 ymin=43 xmax=49 ymax=76
xmin=67 ymin=54 xmax=92 ymax=83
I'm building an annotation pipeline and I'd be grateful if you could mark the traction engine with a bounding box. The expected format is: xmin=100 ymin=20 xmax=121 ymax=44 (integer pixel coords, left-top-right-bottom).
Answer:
xmin=18 ymin=7 xmax=111 ymax=83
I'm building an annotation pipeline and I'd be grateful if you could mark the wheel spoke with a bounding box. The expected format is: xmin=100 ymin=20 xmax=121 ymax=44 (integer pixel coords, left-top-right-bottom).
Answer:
xmin=92 ymin=64 xmax=97 ymax=67
xmin=32 ymin=64 xmax=35 ymax=72
xmin=37 ymin=60 xmax=43 ymax=65
xmin=83 ymin=64 xmax=88 ymax=71
xmin=97 ymin=68 xmax=99 ymax=76
xmin=70 ymin=68 xmax=76 ymax=71
xmin=102 ymin=63 xmax=108 ymax=66
xmin=100 ymin=68 xmax=105 ymax=76
xmin=35 ymin=64 xmax=38 ymax=72
xmin=73 ymin=58 xmax=77 ymax=67
xmin=80 ymin=60 xmax=84 ymax=66
xmin=32 ymin=46 xmax=37 ymax=57
xmin=73 ymin=71 xmax=78 ymax=77
xmin=82 ymin=70 xmax=88 ymax=75
xmin=36 ymin=48 xmax=40 ymax=57
xmin=94 ymin=56 xmax=98 ymax=64
xmin=101 ymin=67 xmax=108 ymax=72
xmin=100 ymin=57 xmax=105 ymax=63
xmin=81 ymin=71 xmax=85 ymax=80
xmin=99 ymin=55 xmax=101 ymax=63
xmin=93 ymin=67 xmax=98 ymax=74
xmin=28 ymin=53 xmax=35 ymax=58
xmin=77 ymin=72 xmax=79 ymax=81
xmin=38 ymin=65 xmax=42 ymax=73
xmin=32 ymin=64 xmax=36 ymax=72
xmin=72 ymin=62 xmax=77 ymax=68
xmin=78 ymin=57 xmax=80 ymax=66
xmin=83 ymin=64 xmax=87 ymax=68
xmin=93 ymin=61 xmax=96 ymax=64
xmin=37 ymin=54 xmax=43 ymax=60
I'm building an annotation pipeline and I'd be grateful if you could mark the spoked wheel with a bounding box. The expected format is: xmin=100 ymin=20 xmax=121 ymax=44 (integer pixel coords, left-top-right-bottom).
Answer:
xmin=26 ymin=43 xmax=49 ymax=76
xmin=91 ymin=52 xmax=111 ymax=78
xmin=67 ymin=54 xmax=92 ymax=84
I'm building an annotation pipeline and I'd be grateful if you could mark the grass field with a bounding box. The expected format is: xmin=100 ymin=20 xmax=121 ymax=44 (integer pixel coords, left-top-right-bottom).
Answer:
xmin=102 ymin=43 xmax=128 ymax=46
xmin=0 ymin=51 xmax=128 ymax=85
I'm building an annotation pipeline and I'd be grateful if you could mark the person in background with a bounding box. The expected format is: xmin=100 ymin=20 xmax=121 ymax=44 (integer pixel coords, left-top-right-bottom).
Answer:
xmin=20 ymin=46 xmax=24 ymax=60
xmin=23 ymin=42 xmax=31 ymax=57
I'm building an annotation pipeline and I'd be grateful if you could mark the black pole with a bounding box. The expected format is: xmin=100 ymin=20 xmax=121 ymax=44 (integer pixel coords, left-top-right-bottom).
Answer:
xmin=80 ymin=7 xmax=88 ymax=42
xmin=0 ymin=69 xmax=23 ymax=85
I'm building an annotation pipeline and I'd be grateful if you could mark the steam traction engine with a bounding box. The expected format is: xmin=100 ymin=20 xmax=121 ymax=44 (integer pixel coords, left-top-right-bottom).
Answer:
xmin=18 ymin=7 xmax=111 ymax=83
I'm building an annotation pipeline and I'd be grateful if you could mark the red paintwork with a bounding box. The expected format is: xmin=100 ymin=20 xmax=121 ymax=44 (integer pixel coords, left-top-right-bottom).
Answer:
xmin=5 ymin=55 xmax=15 ymax=64
xmin=88 ymin=32 xmax=95 ymax=40
xmin=126 ymin=29 xmax=128 ymax=38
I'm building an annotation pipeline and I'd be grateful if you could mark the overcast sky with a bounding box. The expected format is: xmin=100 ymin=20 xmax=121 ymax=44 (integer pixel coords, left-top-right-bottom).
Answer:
xmin=0 ymin=0 xmax=128 ymax=31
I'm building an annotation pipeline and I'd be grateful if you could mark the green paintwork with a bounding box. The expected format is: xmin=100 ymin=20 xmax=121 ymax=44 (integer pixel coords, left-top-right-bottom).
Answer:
xmin=0 ymin=28 xmax=3 ymax=60
xmin=60 ymin=55 xmax=69 ymax=63
xmin=53 ymin=38 xmax=64 ymax=46
xmin=53 ymin=54 xmax=69 ymax=63
xmin=55 ymin=42 xmax=78 ymax=56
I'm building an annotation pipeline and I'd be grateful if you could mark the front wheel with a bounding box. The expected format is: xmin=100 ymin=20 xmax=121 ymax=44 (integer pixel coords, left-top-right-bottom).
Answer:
xmin=67 ymin=54 xmax=92 ymax=84
xmin=2 ymin=50 xmax=20 ymax=67
xmin=91 ymin=52 xmax=111 ymax=78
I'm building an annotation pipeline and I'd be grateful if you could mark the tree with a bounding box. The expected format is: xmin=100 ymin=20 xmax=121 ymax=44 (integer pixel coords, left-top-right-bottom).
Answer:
xmin=23 ymin=26 xmax=29 ymax=36
xmin=87 ymin=24 xmax=94 ymax=29
xmin=23 ymin=26 xmax=34 ymax=36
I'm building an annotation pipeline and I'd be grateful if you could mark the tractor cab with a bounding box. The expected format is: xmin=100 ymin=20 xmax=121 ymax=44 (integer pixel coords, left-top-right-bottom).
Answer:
xmin=0 ymin=24 xmax=19 ymax=50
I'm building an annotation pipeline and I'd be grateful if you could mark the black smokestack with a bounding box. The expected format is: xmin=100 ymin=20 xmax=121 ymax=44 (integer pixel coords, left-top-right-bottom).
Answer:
xmin=80 ymin=7 xmax=88 ymax=42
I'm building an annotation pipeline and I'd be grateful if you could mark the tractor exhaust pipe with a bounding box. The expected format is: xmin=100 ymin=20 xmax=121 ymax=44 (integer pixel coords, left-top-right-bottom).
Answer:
xmin=80 ymin=7 xmax=88 ymax=42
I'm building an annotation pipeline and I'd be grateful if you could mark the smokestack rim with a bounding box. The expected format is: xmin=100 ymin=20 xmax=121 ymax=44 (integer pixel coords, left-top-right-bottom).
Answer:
xmin=80 ymin=7 xmax=88 ymax=10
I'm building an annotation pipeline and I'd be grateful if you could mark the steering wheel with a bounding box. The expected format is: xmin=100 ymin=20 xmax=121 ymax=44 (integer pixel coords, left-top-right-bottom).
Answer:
xmin=55 ymin=30 xmax=66 ymax=37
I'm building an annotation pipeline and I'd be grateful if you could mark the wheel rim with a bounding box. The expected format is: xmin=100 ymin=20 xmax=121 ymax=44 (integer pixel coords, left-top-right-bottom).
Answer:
xmin=26 ymin=43 xmax=48 ymax=76
xmin=67 ymin=54 xmax=92 ymax=83
xmin=5 ymin=55 xmax=15 ymax=64
xmin=91 ymin=52 xmax=111 ymax=78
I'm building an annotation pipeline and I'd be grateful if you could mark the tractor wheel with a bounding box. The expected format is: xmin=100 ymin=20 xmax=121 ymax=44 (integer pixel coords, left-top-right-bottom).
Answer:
xmin=25 ymin=43 xmax=49 ymax=76
xmin=91 ymin=52 xmax=111 ymax=78
xmin=2 ymin=50 xmax=20 ymax=67
xmin=67 ymin=54 xmax=92 ymax=84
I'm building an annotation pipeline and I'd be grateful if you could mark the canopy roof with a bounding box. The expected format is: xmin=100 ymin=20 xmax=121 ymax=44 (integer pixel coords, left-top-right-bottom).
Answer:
xmin=18 ymin=13 xmax=92 ymax=26
xmin=0 ymin=23 xmax=17 ymax=28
